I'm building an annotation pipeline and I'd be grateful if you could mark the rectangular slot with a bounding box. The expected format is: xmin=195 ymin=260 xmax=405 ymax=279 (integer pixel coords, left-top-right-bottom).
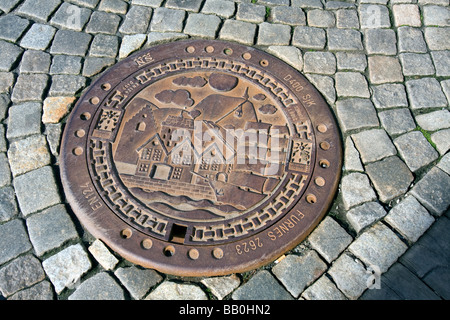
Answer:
xmin=169 ymin=224 xmax=188 ymax=244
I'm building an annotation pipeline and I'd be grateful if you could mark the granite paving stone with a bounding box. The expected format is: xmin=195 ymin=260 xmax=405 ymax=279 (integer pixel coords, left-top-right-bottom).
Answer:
xmin=336 ymin=98 xmax=379 ymax=133
xmin=11 ymin=74 xmax=48 ymax=103
xmin=335 ymin=52 xmax=366 ymax=71
xmin=259 ymin=0 xmax=290 ymax=5
xmin=0 ymin=186 xmax=18 ymax=223
xmin=344 ymin=136 xmax=364 ymax=172
xmin=0 ymin=94 xmax=9 ymax=121
xmin=327 ymin=28 xmax=363 ymax=51
xmin=364 ymin=28 xmax=397 ymax=55
xmin=368 ymin=56 xmax=404 ymax=84
xmin=118 ymin=34 xmax=147 ymax=59
xmin=293 ymin=26 xmax=326 ymax=50
xmin=272 ymin=251 xmax=327 ymax=298
xmin=0 ymin=14 xmax=30 ymax=42
xmin=115 ymin=266 xmax=163 ymax=300
xmin=397 ymin=27 xmax=428 ymax=53
xmin=19 ymin=51 xmax=51 ymax=74
xmin=257 ymin=22 xmax=291 ymax=46
xmin=69 ymin=272 xmax=125 ymax=299
xmin=219 ymin=20 xmax=257 ymax=45
xmin=409 ymin=167 xmax=450 ymax=216
xmin=26 ymin=204 xmax=78 ymax=256
xmin=98 ymin=0 xmax=129 ymax=14
xmin=184 ymin=13 xmax=221 ymax=38
xmin=201 ymin=0 xmax=236 ymax=19
xmin=131 ymin=0 xmax=163 ymax=7
xmin=50 ymin=55 xmax=82 ymax=75
xmin=267 ymin=46 xmax=303 ymax=71
xmin=200 ymin=275 xmax=241 ymax=300
xmin=431 ymin=51 xmax=450 ymax=77
xmin=0 ymin=0 xmax=23 ymax=13
xmin=50 ymin=30 xmax=92 ymax=56
xmin=307 ymin=217 xmax=353 ymax=263
xmin=149 ymin=7 xmax=185 ymax=33
xmin=89 ymin=34 xmax=119 ymax=58
xmin=50 ymin=2 xmax=92 ymax=31
xmin=423 ymin=5 xmax=450 ymax=27
xmin=424 ymin=27 xmax=450 ymax=51
xmin=394 ymin=131 xmax=439 ymax=172
xmin=303 ymin=51 xmax=336 ymax=75
xmin=371 ymin=84 xmax=408 ymax=109
xmin=86 ymin=11 xmax=121 ymax=34
xmin=328 ymin=253 xmax=370 ymax=300
xmin=19 ymin=24 xmax=56 ymax=51
xmin=44 ymin=123 xmax=63 ymax=155
xmin=7 ymin=135 xmax=51 ymax=177
xmin=0 ymin=72 xmax=15 ymax=94
xmin=392 ymin=4 xmax=421 ymax=27
xmin=365 ymin=156 xmax=414 ymax=203
xmin=0 ymin=219 xmax=32 ymax=265
xmin=8 ymin=281 xmax=54 ymax=300
xmin=119 ymin=5 xmax=152 ymax=34
xmin=6 ymin=102 xmax=42 ymax=140
xmin=326 ymin=1 xmax=355 ymax=9
xmin=378 ymin=108 xmax=416 ymax=136
xmin=348 ymin=222 xmax=408 ymax=273
xmin=352 ymin=129 xmax=397 ymax=164
xmin=68 ymin=0 xmax=100 ymax=8
xmin=16 ymin=0 xmax=61 ymax=23
xmin=271 ymin=5 xmax=306 ymax=25
xmin=42 ymin=97 xmax=76 ymax=124
xmin=341 ymin=172 xmax=377 ymax=210
xmin=0 ymin=254 xmax=45 ymax=297
xmin=335 ymin=72 xmax=370 ymax=98
xmin=165 ymin=0 xmax=204 ymax=12
xmin=0 ymin=153 xmax=11 ymax=188
xmin=42 ymin=244 xmax=92 ymax=294
xmin=0 ymin=41 xmax=23 ymax=72
xmin=385 ymin=196 xmax=435 ymax=243
xmin=346 ymin=201 xmax=387 ymax=234
xmin=399 ymin=53 xmax=435 ymax=76
xmin=145 ymin=32 xmax=188 ymax=46
xmin=236 ymin=3 xmax=266 ymax=23
xmin=358 ymin=4 xmax=390 ymax=28
xmin=336 ymin=9 xmax=359 ymax=29
xmin=0 ymin=125 xmax=6 ymax=152
xmin=14 ymin=166 xmax=61 ymax=216
xmin=291 ymin=0 xmax=323 ymax=9
xmin=416 ymin=110 xmax=450 ymax=132
xmin=88 ymin=240 xmax=119 ymax=270
xmin=305 ymin=74 xmax=336 ymax=104
xmin=232 ymin=270 xmax=293 ymax=300
xmin=48 ymin=75 xmax=86 ymax=97
xmin=145 ymin=281 xmax=208 ymax=300
xmin=307 ymin=9 xmax=335 ymax=27
xmin=301 ymin=275 xmax=347 ymax=300
xmin=82 ymin=57 xmax=115 ymax=77
xmin=431 ymin=129 xmax=450 ymax=155
xmin=437 ymin=153 xmax=450 ymax=176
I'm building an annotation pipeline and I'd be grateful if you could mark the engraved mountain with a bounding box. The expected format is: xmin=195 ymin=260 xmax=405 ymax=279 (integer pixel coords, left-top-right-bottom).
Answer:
xmin=113 ymin=72 xmax=291 ymax=219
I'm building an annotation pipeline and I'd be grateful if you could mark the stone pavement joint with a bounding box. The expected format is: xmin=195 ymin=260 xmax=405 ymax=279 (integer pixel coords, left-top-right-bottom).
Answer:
xmin=0 ymin=0 xmax=449 ymax=301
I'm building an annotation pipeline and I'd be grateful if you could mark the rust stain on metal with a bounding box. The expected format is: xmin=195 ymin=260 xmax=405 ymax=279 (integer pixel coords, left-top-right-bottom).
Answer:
xmin=60 ymin=40 xmax=342 ymax=277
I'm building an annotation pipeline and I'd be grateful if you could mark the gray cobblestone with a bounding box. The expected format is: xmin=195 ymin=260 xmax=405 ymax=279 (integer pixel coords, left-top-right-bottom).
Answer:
xmin=200 ymin=275 xmax=241 ymax=300
xmin=43 ymin=244 xmax=92 ymax=294
xmin=26 ymin=204 xmax=78 ymax=256
xmin=146 ymin=32 xmax=188 ymax=46
xmin=305 ymin=74 xmax=336 ymax=104
xmin=301 ymin=275 xmax=347 ymax=300
xmin=146 ymin=281 xmax=208 ymax=300
xmin=8 ymin=281 xmax=54 ymax=300
xmin=232 ymin=270 xmax=293 ymax=300
xmin=352 ymin=129 xmax=397 ymax=164
xmin=82 ymin=57 xmax=115 ymax=77
xmin=48 ymin=75 xmax=86 ymax=97
xmin=119 ymin=5 xmax=152 ymax=34
xmin=99 ymin=0 xmax=128 ymax=14
xmin=399 ymin=53 xmax=435 ymax=76
xmin=336 ymin=9 xmax=359 ymax=29
xmin=0 ymin=254 xmax=45 ymax=297
xmin=336 ymin=98 xmax=379 ymax=133
xmin=368 ymin=56 xmax=403 ymax=84
xmin=291 ymin=0 xmax=323 ymax=9
xmin=335 ymin=52 xmax=366 ymax=72
xmin=7 ymin=135 xmax=50 ymax=177
xmin=366 ymin=156 xmax=414 ymax=203
xmin=166 ymin=0 xmax=203 ymax=12
xmin=341 ymin=172 xmax=377 ymax=210
xmin=19 ymin=51 xmax=51 ymax=74
xmin=364 ymin=28 xmax=397 ymax=55
xmin=236 ymin=3 xmax=266 ymax=23
xmin=271 ymin=5 xmax=306 ymax=25
xmin=327 ymin=28 xmax=363 ymax=51
xmin=184 ymin=13 xmax=221 ymax=38
xmin=358 ymin=4 xmax=390 ymax=28
xmin=406 ymin=78 xmax=448 ymax=110
xmin=0 ymin=41 xmax=23 ymax=72
xmin=385 ymin=196 xmax=435 ymax=243
xmin=0 ymin=14 xmax=30 ymax=42
xmin=14 ymin=166 xmax=61 ymax=216
xmin=0 ymin=72 xmax=15 ymax=93
xmin=6 ymin=102 xmax=42 ymax=140
xmin=149 ymin=7 xmax=185 ymax=33
xmin=50 ymin=55 xmax=82 ymax=75
xmin=431 ymin=129 xmax=450 ymax=155
xmin=423 ymin=5 xmax=450 ymax=27
xmin=11 ymin=74 xmax=48 ymax=103
xmin=0 ymin=153 xmax=11 ymax=188
xmin=20 ymin=24 xmax=56 ymax=51
xmin=219 ymin=19 xmax=256 ymax=45
xmin=202 ymin=0 xmax=235 ymax=19
xmin=89 ymin=34 xmax=119 ymax=58
xmin=378 ymin=108 xmax=416 ymax=136
xmin=86 ymin=11 xmax=121 ymax=34
xmin=397 ymin=27 xmax=427 ymax=53
xmin=257 ymin=22 xmax=291 ymax=46
xmin=307 ymin=9 xmax=335 ymax=27
xmin=335 ymin=72 xmax=370 ymax=98
xmin=119 ymin=34 xmax=147 ymax=59
xmin=267 ymin=46 xmax=303 ymax=71
xmin=416 ymin=110 xmax=450 ymax=132
xmin=115 ymin=266 xmax=162 ymax=300
xmin=272 ymin=251 xmax=327 ymax=298
xmin=303 ymin=52 xmax=336 ymax=75
xmin=371 ymin=83 xmax=408 ymax=109
xmin=431 ymin=51 xmax=450 ymax=77
xmin=50 ymin=30 xmax=92 ymax=56
xmin=259 ymin=0 xmax=290 ymax=5
xmin=344 ymin=136 xmax=364 ymax=172
xmin=0 ymin=219 xmax=32 ymax=265
xmin=0 ymin=186 xmax=18 ymax=223
xmin=346 ymin=202 xmax=387 ymax=233
xmin=394 ymin=131 xmax=439 ymax=173
xmin=293 ymin=26 xmax=326 ymax=50
xmin=0 ymin=0 xmax=22 ymax=13
xmin=424 ymin=27 xmax=450 ymax=51
xmin=67 ymin=0 xmax=100 ymax=9
xmin=16 ymin=0 xmax=61 ymax=23
xmin=50 ymin=3 xmax=92 ymax=31
xmin=131 ymin=0 xmax=163 ymax=7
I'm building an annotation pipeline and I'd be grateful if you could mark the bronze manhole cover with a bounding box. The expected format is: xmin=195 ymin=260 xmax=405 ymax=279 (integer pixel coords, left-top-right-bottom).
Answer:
xmin=60 ymin=40 xmax=342 ymax=277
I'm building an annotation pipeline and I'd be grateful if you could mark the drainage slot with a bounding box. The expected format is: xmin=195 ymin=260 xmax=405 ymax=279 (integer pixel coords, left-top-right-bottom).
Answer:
xmin=169 ymin=224 xmax=188 ymax=244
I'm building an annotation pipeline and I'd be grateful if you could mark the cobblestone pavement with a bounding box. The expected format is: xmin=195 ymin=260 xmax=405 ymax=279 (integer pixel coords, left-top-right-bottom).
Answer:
xmin=0 ymin=0 xmax=449 ymax=301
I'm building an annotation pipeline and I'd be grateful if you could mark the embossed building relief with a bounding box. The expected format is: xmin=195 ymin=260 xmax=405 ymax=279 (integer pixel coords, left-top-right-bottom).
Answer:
xmin=60 ymin=40 xmax=342 ymax=276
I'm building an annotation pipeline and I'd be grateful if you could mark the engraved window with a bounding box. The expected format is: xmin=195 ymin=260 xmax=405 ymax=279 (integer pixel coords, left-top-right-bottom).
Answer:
xmin=172 ymin=167 xmax=183 ymax=180
xmin=141 ymin=148 xmax=152 ymax=160
xmin=138 ymin=163 xmax=150 ymax=173
xmin=152 ymin=149 xmax=162 ymax=161
xmin=211 ymin=159 xmax=220 ymax=171
xmin=172 ymin=154 xmax=181 ymax=165
xmin=200 ymin=157 xmax=210 ymax=170
xmin=182 ymin=155 xmax=192 ymax=166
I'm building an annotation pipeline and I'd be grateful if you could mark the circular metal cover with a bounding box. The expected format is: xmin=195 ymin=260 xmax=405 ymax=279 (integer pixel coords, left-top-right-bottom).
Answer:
xmin=60 ymin=40 xmax=342 ymax=277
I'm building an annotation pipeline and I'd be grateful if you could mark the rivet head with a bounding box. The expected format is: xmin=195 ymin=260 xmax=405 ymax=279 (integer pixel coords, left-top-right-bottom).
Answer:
xmin=212 ymin=248 xmax=224 ymax=260
xmin=188 ymin=249 xmax=200 ymax=260
xmin=142 ymin=239 xmax=153 ymax=250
